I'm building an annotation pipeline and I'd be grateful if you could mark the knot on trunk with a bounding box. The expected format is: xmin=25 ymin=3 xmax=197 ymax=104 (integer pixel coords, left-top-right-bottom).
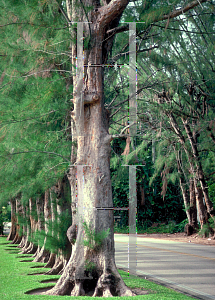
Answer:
xmin=67 ymin=223 xmax=77 ymax=244
xmin=83 ymin=92 xmax=101 ymax=104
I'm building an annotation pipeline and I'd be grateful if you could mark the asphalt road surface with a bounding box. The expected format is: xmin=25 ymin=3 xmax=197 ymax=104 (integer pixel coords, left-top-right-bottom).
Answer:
xmin=114 ymin=234 xmax=215 ymax=300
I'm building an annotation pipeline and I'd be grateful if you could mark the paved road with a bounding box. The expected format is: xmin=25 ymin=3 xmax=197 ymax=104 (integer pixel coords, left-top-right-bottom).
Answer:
xmin=114 ymin=234 xmax=215 ymax=300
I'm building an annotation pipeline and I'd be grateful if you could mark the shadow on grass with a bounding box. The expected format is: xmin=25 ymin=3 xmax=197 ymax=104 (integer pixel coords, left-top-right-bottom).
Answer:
xmin=19 ymin=260 xmax=34 ymax=263
xmin=27 ymin=272 xmax=46 ymax=275
xmin=40 ymin=279 xmax=58 ymax=283
xmin=25 ymin=286 xmax=54 ymax=295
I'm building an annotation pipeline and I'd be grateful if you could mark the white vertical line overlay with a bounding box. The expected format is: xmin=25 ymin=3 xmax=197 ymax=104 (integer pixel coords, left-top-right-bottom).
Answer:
xmin=129 ymin=22 xmax=137 ymax=276
xmin=129 ymin=166 xmax=137 ymax=275
xmin=129 ymin=22 xmax=137 ymax=137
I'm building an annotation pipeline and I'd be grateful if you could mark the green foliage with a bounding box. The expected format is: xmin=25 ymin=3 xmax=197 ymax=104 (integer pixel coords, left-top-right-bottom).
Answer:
xmin=0 ymin=0 xmax=72 ymax=203
xmin=198 ymin=218 xmax=215 ymax=238
xmin=84 ymin=259 xmax=96 ymax=272
xmin=137 ymin=220 xmax=186 ymax=234
xmin=82 ymin=221 xmax=110 ymax=251
xmin=208 ymin=183 xmax=215 ymax=206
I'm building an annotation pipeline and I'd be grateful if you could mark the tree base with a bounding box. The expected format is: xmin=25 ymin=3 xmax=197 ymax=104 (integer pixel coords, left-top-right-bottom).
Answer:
xmin=44 ymin=253 xmax=56 ymax=268
xmin=43 ymin=261 xmax=136 ymax=297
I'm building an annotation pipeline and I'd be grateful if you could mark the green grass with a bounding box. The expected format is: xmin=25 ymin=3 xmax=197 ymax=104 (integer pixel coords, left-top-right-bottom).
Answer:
xmin=0 ymin=237 xmax=195 ymax=300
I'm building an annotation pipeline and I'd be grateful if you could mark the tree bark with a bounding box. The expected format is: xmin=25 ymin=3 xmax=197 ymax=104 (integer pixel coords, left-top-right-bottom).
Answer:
xmin=45 ymin=177 xmax=72 ymax=274
xmin=182 ymin=119 xmax=215 ymax=219
xmin=189 ymin=178 xmax=198 ymax=230
xmin=195 ymin=183 xmax=208 ymax=230
xmin=7 ymin=198 xmax=16 ymax=241
xmin=33 ymin=190 xmax=50 ymax=263
xmin=24 ymin=198 xmax=38 ymax=254
xmin=18 ymin=203 xmax=28 ymax=248
xmin=44 ymin=0 xmax=135 ymax=296
xmin=11 ymin=197 xmax=22 ymax=244
xmin=32 ymin=196 xmax=44 ymax=260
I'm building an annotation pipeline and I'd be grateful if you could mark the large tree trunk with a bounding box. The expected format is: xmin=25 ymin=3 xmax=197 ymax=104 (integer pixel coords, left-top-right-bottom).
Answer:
xmin=7 ymin=198 xmax=16 ymax=241
xmin=44 ymin=0 xmax=134 ymax=296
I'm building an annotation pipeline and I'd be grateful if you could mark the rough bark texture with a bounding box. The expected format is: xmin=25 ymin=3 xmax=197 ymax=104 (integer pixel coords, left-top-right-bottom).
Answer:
xmin=44 ymin=0 xmax=135 ymax=296
xmin=44 ymin=253 xmax=56 ymax=268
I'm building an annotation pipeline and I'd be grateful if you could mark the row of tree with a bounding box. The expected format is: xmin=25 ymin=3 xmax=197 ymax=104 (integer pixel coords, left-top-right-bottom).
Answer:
xmin=1 ymin=0 xmax=215 ymax=297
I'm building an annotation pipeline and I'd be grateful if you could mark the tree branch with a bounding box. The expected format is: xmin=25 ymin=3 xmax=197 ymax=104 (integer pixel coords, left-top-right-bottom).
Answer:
xmin=1 ymin=151 xmax=70 ymax=163
xmin=99 ymin=0 xmax=129 ymax=27
xmin=111 ymin=122 xmax=136 ymax=139
xmin=106 ymin=25 xmax=129 ymax=35
xmin=156 ymin=0 xmax=209 ymax=22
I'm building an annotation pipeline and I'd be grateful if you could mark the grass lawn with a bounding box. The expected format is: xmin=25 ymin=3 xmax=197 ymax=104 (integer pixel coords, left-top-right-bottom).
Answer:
xmin=0 ymin=237 xmax=195 ymax=300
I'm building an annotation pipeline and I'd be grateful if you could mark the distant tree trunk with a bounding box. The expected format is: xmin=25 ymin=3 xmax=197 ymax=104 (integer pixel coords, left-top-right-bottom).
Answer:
xmin=44 ymin=189 xmax=56 ymax=268
xmin=33 ymin=196 xmax=44 ymax=259
xmin=189 ymin=178 xmax=198 ymax=230
xmin=24 ymin=198 xmax=37 ymax=254
xmin=175 ymin=149 xmax=191 ymax=224
xmin=33 ymin=190 xmax=50 ymax=263
xmin=18 ymin=203 xmax=28 ymax=248
xmin=195 ymin=183 xmax=208 ymax=229
xmin=7 ymin=198 xmax=16 ymax=241
xmin=11 ymin=197 xmax=22 ymax=244
xmin=182 ymin=119 xmax=215 ymax=219
xmin=45 ymin=177 xmax=71 ymax=275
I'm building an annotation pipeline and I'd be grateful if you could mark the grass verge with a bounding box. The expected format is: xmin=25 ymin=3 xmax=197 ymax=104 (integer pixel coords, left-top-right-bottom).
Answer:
xmin=0 ymin=237 xmax=195 ymax=299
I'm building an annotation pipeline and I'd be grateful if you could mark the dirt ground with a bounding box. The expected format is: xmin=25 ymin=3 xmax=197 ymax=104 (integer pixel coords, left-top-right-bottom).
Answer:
xmin=138 ymin=232 xmax=215 ymax=245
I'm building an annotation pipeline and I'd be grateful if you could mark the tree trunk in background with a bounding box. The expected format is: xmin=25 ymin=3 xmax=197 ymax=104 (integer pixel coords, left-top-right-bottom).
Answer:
xmin=11 ymin=197 xmax=22 ymax=244
xmin=175 ymin=150 xmax=191 ymax=225
xmin=18 ymin=203 xmax=28 ymax=248
xmin=33 ymin=190 xmax=50 ymax=263
xmin=45 ymin=177 xmax=71 ymax=275
xmin=44 ymin=188 xmax=57 ymax=268
xmin=189 ymin=178 xmax=198 ymax=230
xmin=7 ymin=198 xmax=16 ymax=241
xmin=19 ymin=203 xmax=30 ymax=251
xmin=195 ymin=182 xmax=208 ymax=229
xmin=182 ymin=119 xmax=215 ymax=219
xmin=32 ymin=196 xmax=44 ymax=259
xmin=24 ymin=198 xmax=38 ymax=254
